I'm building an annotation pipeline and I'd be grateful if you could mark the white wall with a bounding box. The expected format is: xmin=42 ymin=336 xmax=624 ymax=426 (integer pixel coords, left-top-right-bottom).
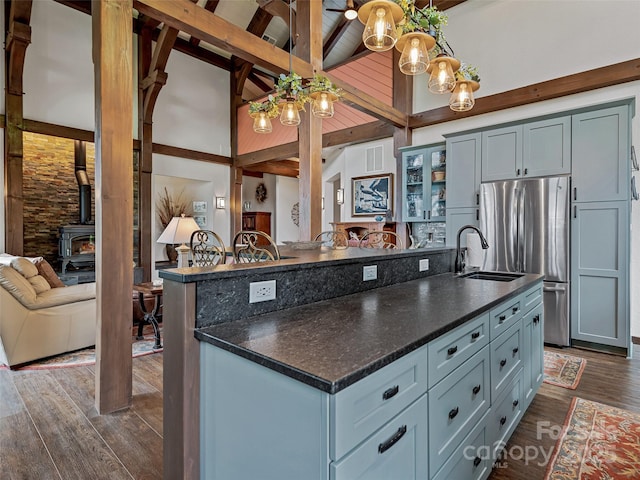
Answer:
xmin=153 ymin=155 xmax=230 ymax=278
xmin=242 ymin=174 xmax=277 ymax=237
xmin=322 ymin=138 xmax=396 ymax=223
xmin=275 ymin=176 xmax=300 ymax=242
xmin=153 ymin=49 xmax=230 ymax=155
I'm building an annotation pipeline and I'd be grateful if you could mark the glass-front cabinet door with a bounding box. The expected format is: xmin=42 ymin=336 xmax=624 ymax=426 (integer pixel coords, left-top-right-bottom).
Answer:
xmin=402 ymin=144 xmax=446 ymax=222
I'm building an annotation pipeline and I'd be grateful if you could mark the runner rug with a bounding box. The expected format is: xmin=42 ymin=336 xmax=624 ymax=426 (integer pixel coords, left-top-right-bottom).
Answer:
xmin=545 ymin=397 xmax=640 ymax=479
xmin=543 ymin=350 xmax=586 ymax=390
xmin=1 ymin=326 xmax=162 ymax=370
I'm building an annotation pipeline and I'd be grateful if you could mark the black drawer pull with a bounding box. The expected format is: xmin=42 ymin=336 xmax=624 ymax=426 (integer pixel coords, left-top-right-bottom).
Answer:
xmin=513 ymin=399 xmax=519 ymax=408
xmin=534 ymin=314 xmax=540 ymax=324
xmin=512 ymin=307 xmax=519 ymax=314
xmin=500 ymin=415 xmax=507 ymax=426
xmin=378 ymin=425 xmax=407 ymax=454
xmin=499 ymin=315 xmax=506 ymax=323
xmin=471 ymin=331 xmax=480 ymax=340
xmin=500 ymin=358 xmax=507 ymax=368
xmin=447 ymin=346 xmax=458 ymax=356
xmin=512 ymin=347 xmax=519 ymax=355
xmin=382 ymin=385 xmax=399 ymax=401
xmin=472 ymin=384 xmax=481 ymax=395
xmin=448 ymin=407 xmax=459 ymax=420
xmin=473 ymin=456 xmax=482 ymax=467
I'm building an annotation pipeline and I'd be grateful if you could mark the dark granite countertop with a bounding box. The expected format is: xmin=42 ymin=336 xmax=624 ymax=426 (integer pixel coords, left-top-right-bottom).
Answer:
xmin=196 ymin=271 xmax=543 ymax=394
xmin=159 ymin=245 xmax=453 ymax=283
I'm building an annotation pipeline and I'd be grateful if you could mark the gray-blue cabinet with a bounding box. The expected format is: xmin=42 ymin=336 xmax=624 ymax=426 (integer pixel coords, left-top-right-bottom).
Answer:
xmin=571 ymin=105 xmax=630 ymax=202
xmin=445 ymin=133 xmax=481 ymax=248
xmin=402 ymin=144 xmax=446 ymax=222
xmin=570 ymin=201 xmax=630 ymax=351
xmin=481 ymin=125 xmax=523 ymax=182
xmin=523 ymin=116 xmax=571 ymax=177
xmin=481 ymin=117 xmax=571 ymax=182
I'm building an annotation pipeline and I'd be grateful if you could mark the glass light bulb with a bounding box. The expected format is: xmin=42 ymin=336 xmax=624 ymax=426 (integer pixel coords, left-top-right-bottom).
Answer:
xmin=362 ymin=5 xmax=397 ymax=52
xmin=252 ymin=112 xmax=272 ymax=133
xmin=399 ymin=35 xmax=428 ymax=75
xmin=449 ymin=81 xmax=475 ymax=112
xmin=280 ymin=99 xmax=301 ymax=126
xmin=344 ymin=9 xmax=358 ymax=20
xmin=428 ymin=58 xmax=455 ymax=93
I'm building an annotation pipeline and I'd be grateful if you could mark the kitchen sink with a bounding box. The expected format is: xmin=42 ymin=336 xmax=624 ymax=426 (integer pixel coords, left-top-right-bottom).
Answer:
xmin=457 ymin=271 xmax=525 ymax=282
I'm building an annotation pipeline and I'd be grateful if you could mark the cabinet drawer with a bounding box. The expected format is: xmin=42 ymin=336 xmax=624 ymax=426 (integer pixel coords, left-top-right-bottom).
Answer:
xmin=521 ymin=282 xmax=543 ymax=314
xmin=428 ymin=346 xmax=490 ymax=475
xmin=330 ymin=346 xmax=428 ymax=461
xmin=330 ymin=394 xmax=428 ymax=480
xmin=431 ymin=410 xmax=491 ymax=480
xmin=488 ymin=368 xmax=524 ymax=460
xmin=490 ymin=320 xmax=523 ymax=402
xmin=489 ymin=296 xmax=523 ymax=340
xmin=428 ymin=312 xmax=489 ymax=387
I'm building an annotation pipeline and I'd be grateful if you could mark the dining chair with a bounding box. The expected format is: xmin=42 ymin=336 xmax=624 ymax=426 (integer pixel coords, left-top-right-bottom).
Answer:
xmin=189 ymin=230 xmax=227 ymax=266
xmin=359 ymin=231 xmax=404 ymax=249
xmin=233 ymin=230 xmax=281 ymax=263
xmin=314 ymin=230 xmax=349 ymax=249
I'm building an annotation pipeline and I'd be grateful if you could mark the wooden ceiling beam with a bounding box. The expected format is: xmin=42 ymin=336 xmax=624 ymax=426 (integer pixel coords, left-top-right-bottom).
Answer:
xmin=244 ymin=162 xmax=299 ymax=178
xmin=409 ymin=58 xmax=640 ymax=129
xmin=189 ymin=0 xmax=219 ymax=47
xmin=53 ymin=0 xmax=91 ymax=15
xmin=233 ymin=8 xmax=273 ymax=96
xmin=323 ymin=13 xmax=351 ymax=60
xmin=134 ymin=0 xmax=408 ymax=127
xmin=256 ymin=0 xmax=295 ymax=42
xmin=247 ymin=71 xmax=274 ymax=93
xmin=236 ymin=120 xmax=394 ymax=167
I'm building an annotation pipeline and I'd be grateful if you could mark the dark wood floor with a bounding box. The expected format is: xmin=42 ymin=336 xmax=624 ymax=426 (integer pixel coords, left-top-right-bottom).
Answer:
xmin=0 ymin=353 xmax=163 ymax=480
xmin=1 ymin=345 xmax=638 ymax=479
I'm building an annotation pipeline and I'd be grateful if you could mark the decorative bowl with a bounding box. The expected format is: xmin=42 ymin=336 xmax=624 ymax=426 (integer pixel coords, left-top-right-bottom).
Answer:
xmin=282 ymin=240 xmax=324 ymax=250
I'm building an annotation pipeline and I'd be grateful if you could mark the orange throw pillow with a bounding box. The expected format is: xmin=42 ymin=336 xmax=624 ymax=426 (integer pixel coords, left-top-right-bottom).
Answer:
xmin=34 ymin=258 xmax=66 ymax=288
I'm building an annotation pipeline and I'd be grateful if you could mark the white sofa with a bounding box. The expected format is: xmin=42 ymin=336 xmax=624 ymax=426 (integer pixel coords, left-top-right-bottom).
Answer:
xmin=0 ymin=255 xmax=96 ymax=367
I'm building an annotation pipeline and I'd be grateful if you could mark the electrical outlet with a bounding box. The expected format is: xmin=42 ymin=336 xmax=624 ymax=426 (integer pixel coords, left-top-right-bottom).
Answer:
xmin=249 ymin=280 xmax=277 ymax=303
xmin=363 ymin=265 xmax=377 ymax=281
xmin=419 ymin=258 xmax=430 ymax=272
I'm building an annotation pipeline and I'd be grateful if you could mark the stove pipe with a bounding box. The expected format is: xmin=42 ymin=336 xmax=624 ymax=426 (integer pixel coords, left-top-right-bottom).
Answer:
xmin=74 ymin=140 xmax=92 ymax=225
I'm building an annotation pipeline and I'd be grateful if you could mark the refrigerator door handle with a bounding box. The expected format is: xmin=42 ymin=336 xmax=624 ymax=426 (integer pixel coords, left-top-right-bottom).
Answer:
xmin=543 ymin=286 xmax=566 ymax=292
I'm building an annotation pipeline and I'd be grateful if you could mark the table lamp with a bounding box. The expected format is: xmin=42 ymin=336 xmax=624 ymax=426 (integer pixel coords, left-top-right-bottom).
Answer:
xmin=157 ymin=214 xmax=200 ymax=268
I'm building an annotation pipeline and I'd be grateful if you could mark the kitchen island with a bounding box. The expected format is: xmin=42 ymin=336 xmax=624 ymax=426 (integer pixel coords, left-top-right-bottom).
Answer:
xmin=159 ymin=246 xmax=543 ymax=480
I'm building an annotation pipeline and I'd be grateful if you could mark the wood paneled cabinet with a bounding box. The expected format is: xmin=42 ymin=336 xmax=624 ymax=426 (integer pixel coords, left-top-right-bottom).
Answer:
xmin=242 ymin=211 xmax=271 ymax=234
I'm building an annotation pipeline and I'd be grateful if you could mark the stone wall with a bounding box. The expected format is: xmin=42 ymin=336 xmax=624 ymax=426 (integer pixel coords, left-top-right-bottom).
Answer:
xmin=22 ymin=132 xmax=139 ymax=270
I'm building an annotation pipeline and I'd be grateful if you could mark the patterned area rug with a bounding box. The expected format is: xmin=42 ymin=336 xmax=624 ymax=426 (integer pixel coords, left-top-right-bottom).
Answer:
xmin=544 ymin=350 xmax=587 ymax=390
xmin=2 ymin=326 xmax=162 ymax=370
xmin=545 ymin=397 xmax=640 ymax=479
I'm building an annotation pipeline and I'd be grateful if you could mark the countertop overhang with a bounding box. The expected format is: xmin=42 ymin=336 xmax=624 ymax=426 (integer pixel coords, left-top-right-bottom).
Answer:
xmin=196 ymin=271 xmax=543 ymax=394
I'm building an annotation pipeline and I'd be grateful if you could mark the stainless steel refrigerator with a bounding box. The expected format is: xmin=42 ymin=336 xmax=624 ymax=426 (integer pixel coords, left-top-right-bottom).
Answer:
xmin=479 ymin=176 xmax=570 ymax=346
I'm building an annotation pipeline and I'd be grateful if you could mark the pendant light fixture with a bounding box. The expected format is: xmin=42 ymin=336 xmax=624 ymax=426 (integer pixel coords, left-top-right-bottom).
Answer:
xmin=357 ymin=0 xmax=404 ymax=52
xmin=427 ymin=54 xmax=460 ymax=93
xmin=310 ymin=91 xmax=337 ymax=118
xmin=396 ymin=31 xmax=435 ymax=76
xmin=280 ymin=98 xmax=301 ymax=126
xmin=449 ymin=79 xmax=479 ymax=112
xmin=251 ymin=111 xmax=273 ymax=133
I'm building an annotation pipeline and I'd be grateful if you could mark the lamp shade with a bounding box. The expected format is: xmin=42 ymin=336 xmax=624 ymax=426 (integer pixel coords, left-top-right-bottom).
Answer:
xmin=157 ymin=214 xmax=200 ymax=246
xmin=449 ymin=80 xmax=479 ymax=112
xmin=358 ymin=0 xmax=404 ymax=52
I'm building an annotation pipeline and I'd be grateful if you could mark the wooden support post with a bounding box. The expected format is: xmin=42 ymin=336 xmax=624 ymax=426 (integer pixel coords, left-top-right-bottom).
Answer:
xmin=4 ymin=0 xmax=32 ymax=255
xmin=392 ymin=49 xmax=412 ymax=245
xmin=296 ymin=0 xmax=323 ymax=240
xmin=92 ymin=0 xmax=134 ymax=414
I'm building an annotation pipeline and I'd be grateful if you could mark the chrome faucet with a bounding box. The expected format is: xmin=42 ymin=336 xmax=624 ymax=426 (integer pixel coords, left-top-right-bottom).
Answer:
xmin=455 ymin=225 xmax=489 ymax=274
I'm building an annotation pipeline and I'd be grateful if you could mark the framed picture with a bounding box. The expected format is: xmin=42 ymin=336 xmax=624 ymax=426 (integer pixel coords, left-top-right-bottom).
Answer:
xmin=352 ymin=173 xmax=393 ymax=216
xmin=193 ymin=201 xmax=207 ymax=213
xmin=193 ymin=215 xmax=207 ymax=228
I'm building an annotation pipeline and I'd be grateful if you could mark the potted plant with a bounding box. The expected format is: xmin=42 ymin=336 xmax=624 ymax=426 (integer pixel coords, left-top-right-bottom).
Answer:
xmin=275 ymin=72 xmax=309 ymax=110
xmin=156 ymin=187 xmax=189 ymax=261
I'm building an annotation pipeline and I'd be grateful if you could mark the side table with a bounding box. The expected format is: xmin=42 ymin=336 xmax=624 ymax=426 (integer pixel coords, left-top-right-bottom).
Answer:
xmin=133 ymin=282 xmax=163 ymax=349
